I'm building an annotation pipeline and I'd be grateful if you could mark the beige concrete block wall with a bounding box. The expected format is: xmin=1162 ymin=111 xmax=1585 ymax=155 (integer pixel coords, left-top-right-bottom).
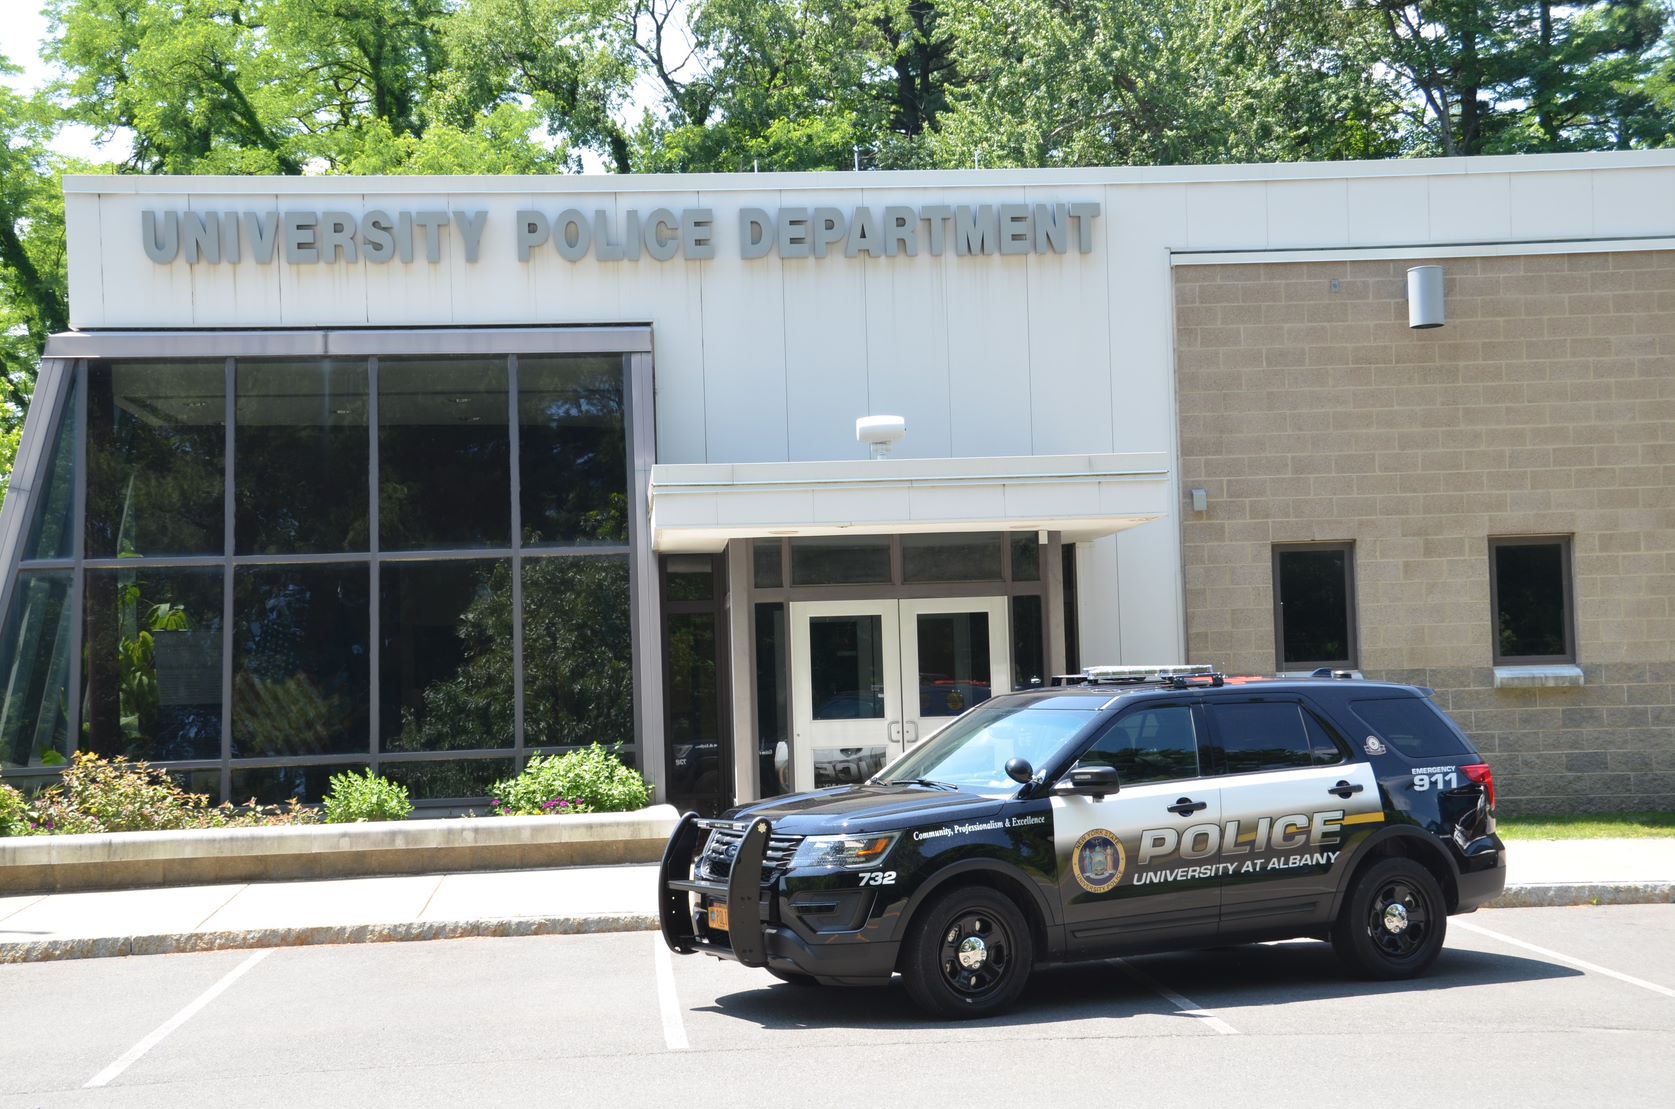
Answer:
xmin=1175 ymin=252 xmax=1675 ymax=814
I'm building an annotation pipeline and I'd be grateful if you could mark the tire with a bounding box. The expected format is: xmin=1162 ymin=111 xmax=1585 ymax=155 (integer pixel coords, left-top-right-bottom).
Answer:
xmin=767 ymin=967 xmax=820 ymax=987
xmin=901 ymin=886 xmax=1034 ymax=1019
xmin=1332 ymin=857 xmax=1447 ymax=980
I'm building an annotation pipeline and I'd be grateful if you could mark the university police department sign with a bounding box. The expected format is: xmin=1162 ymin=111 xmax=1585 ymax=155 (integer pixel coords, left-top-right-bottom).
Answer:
xmin=138 ymin=201 xmax=1102 ymax=265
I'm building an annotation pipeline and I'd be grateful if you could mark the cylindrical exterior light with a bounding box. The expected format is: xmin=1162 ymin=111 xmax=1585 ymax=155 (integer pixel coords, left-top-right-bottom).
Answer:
xmin=1407 ymin=265 xmax=1445 ymax=329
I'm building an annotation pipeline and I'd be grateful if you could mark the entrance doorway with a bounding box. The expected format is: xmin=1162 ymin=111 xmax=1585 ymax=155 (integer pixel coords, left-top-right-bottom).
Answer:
xmin=787 ymin=597 xmax=1009 ymax=792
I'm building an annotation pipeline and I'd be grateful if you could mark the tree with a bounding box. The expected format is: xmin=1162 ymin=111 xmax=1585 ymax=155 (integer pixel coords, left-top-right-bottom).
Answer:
xmin=1367 ymin=1 xmax=1670 ymax=156
xmin=929 ymin=0 xmax=1404 ymax=168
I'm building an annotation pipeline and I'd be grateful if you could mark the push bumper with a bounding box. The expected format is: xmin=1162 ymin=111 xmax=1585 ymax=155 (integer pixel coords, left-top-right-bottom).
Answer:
xmin=657 ymin=813 xmax=898 ymax=983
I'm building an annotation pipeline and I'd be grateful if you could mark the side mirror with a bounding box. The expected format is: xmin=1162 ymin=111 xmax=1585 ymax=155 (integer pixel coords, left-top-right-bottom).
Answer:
xmin=1004 ymin=757 xmax=1034 ymax=785
xmin=1053 ymin=765 xmax=1121 ymax=800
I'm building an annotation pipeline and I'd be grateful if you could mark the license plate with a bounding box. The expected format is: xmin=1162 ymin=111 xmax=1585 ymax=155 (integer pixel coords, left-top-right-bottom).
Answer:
xmin=707 ymin=902 xmax=729 ymax=932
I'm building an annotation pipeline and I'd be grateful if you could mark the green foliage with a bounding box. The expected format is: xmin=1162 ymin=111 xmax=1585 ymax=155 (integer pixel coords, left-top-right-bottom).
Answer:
xmin=322 ymin=768 xmax=415 ymax=823
xmin=23 ymin=751 xmax=321 ymax=833
xmin=0 ymin=782 xmax=31 ymax=837
xmin=490 ymin=745 xmax=650 ymax=815
xmin=1497 ymin=812 xmax=1675 ymax=839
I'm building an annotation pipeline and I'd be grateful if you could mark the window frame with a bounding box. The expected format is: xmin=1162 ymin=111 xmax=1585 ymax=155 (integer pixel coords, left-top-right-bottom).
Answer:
xmin=1271 ymin=541 xmax=1358 ymax=672
xmin=1071 ymin=701 xmax=1204 ymax=787
xmin=1488 ymin=535 xmax=1576 ymax=665
xmin=1201 ymin=697 xmax=1320 ymax=777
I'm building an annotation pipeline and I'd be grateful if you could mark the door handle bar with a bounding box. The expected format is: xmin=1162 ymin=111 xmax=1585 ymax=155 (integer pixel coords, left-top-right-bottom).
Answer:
xmin=1328 ymin=780 xmax=1364 ymax=798
xmin=1167 ymin=798 xmax=1207 ymax=816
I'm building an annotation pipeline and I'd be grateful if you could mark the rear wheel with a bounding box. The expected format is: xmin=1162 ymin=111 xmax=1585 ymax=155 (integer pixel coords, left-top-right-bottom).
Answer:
xmin=1332 ymin=857 xmax=1447 ymax=979
xmin=902 ymin=886 xmax=1034 ymax=1019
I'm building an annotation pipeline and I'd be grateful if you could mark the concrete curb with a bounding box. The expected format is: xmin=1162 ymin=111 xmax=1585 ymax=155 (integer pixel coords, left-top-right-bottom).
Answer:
xmin=1484 ymin=882 xmax=1674 ymax=908
xmin=5 ymin=882 xmax=1671 ymax=965
xmin=0 ymin=912 xmax=660 ymax=964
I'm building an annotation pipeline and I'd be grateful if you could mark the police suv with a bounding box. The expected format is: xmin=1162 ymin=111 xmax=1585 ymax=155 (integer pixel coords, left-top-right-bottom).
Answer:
xmin=658 ymin=667 xmax=1505 ymax=1018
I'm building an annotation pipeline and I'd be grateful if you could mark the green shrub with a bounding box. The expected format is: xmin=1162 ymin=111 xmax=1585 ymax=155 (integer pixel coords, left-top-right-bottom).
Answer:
xmin=322 ymin=769 xmax=414 ymax=823
xmin=0 ymin=783 xmax=32 ymax=837
xmin=19 ymin=752 xmax=322 ymax=834
xmin=490 ymin=744 xmax=650 ymax=815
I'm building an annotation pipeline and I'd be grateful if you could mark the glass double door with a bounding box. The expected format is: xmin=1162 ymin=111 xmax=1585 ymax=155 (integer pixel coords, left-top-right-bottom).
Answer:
xmin=787 ymin=597 xmax=1010 ymax=792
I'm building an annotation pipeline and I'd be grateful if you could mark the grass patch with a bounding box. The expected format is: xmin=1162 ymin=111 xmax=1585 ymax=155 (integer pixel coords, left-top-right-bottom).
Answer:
xmin=1497 ymin=812 xmax=1675 ymax=840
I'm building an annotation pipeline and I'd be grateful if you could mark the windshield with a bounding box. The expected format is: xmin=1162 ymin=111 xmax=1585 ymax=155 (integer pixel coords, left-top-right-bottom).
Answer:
xmin=880 ymin=696 xmax=1103 ymax=793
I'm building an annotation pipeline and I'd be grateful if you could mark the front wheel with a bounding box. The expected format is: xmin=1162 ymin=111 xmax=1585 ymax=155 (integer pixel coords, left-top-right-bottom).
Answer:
xmin=1332 ymin=857 xmax=1447 ymax=980
xmin=901 ymin=887 xmax=1034 ymax=1019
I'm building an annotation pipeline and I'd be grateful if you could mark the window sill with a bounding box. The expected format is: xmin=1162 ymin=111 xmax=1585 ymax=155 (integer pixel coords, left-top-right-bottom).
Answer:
xmin=1493 ymin=664 xmax=1584 ymax=689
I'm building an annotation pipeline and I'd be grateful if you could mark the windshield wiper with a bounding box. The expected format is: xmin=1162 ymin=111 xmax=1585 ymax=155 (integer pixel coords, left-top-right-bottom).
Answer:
xmin=886 ymin=777 xmax=958 ymax=791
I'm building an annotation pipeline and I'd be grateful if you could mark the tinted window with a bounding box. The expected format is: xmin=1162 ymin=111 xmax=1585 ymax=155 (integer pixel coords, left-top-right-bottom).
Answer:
xmin=518 ymin=355 xmax=626 ymax=546
xmin=522 ymin=555 xmax=633 ymax=747
xmin=790 ymin=536 xmax=890 ymax=585
xmin=1491 ymin=539 xmax=1572 ymax=661
xmin=1349 ymin=696 xmax=1471 ymax=759
xmin=379 ymin=559 xmax=512 ymax=753
xmin=901 ymin=533 xmax=1002 ymax=582
xmin=1274 ymin=545 xmax=1355 ymax=667
xmin=1207 ymin=701 xmax=1314 ymax=773
xmin=1303 ymin=709 xmax=1348 ymax=766
xmin=1077 ymin=706 xmax=1199 ymax=785
xmin=378 ymin=357 xmax=510 ymax=551
xmin=21 ymin=377 xmax=77 ymax=561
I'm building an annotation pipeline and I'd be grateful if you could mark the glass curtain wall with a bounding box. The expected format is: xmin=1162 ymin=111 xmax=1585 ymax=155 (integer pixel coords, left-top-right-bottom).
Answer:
xmin=0 ymin=352 xmax=636 ymax=805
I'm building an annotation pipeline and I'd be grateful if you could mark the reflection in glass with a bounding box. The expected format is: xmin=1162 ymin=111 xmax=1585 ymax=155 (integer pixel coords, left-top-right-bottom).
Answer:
xmin=523 ymin=556 xmax=634 ymax=747
xmin=754 ymin=603 xmax=789 ymax=797
xmin=380 ymin=560 xmax=512 ymax=753
xmin=518 ymin=355 xmax=627 ymax=546
xmin=232 ymin=564 xmax=370 ymax=758
xmin=379 ymin=357 xmax=509 ymax=551
xmin=383 ymin=758 xmax=513 ymax=801
xmin=236 ymin=360 xmax=369 ymax=554
xmin=663 ymin=555 xmax=714 ymax=602
xmin=752 ymin=539 xmax=783 ymax=588
xmin=1011 ymin=594 xmax=1045 ymax=689
xmin=791 ymin=536 xmax=890 ymax=585
xmin=901 ymin=533 xmax=1002 ymax=583
xmin=232 ymin=764 xmax=363 ymax=806
xmin=813 ymin=743 xmax=886 ymax=788
xmin=22 ymin=377 xmax=77 ymax=561
xmin=809 ymin=615 xmax=884 ymax=720
xmin=82 ymin=567 xmax=223 ymax=762
xmin=666 ymin=612 xmax=723 ymax=807
xmin=1010 ymin=534 xmax=1040 ymax=582
xmin=915 ymin=612 xmax=992 ymax=717
xmin=86 ymin=361 xmax=225 ymax=558
xmin=0 ymin=573 xmax=73 ymax=773
xmin=1277 ymin=547 xmax=1351 ymax=665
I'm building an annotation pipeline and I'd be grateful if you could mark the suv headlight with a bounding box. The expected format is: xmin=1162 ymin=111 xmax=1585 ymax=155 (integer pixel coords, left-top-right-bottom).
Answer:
xmin=790 ymin=832 xmax=899 ymax=870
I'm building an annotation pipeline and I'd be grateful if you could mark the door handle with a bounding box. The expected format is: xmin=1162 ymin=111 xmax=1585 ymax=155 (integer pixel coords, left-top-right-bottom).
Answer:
xmin=888 ymin=721 xmax=903 ymax=745
xmin=904 ymin=720 xmax=918 ymax=744
xmin=1329 ymin=780 xmax=1364 ymax=798
xmin=1167 ymin=798 xmax=1207 ymax=816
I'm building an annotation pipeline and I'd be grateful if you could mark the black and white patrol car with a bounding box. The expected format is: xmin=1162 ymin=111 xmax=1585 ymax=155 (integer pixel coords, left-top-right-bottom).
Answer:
xmin=658 ymin=667 xmax=1505 ymax=1018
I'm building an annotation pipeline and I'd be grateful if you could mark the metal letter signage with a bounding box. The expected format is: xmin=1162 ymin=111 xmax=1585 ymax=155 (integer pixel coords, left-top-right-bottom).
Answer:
xmin=138 ymin=202 xmax=1100 ymax=265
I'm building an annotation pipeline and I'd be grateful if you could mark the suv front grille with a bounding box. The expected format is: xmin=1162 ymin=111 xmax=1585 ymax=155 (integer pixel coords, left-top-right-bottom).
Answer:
xmin=699 ymin=825 xmax=804 ymax=885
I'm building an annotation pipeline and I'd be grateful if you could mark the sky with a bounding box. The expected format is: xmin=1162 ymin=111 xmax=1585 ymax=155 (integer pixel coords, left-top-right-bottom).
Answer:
xmin=0 ymin=1 xmax=131 ymax=163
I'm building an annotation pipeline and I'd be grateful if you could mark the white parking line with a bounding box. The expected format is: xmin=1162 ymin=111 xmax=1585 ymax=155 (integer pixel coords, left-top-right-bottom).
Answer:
xmin=85 ymin=948 xmax=272 ymax=1089
xmin=1453 ymin=919 xmax=1675 ymax=999
xmin=1109 ymin=957 xmax=1239 ymax=1035
xmin=652 ymin=933 xmax=690 ymax=1050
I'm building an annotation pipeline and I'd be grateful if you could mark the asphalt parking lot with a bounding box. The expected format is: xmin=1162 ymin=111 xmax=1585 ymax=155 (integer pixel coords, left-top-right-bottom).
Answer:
xmin=3 ymin=904 xmax=1671 ymax=1108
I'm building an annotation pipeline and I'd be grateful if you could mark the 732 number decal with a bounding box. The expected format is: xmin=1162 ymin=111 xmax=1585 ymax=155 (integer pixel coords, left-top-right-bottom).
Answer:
xmin=857 ymin=871 xmax=897 ymax=886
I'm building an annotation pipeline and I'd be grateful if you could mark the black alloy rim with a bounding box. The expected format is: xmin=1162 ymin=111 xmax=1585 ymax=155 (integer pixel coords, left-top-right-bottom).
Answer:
xmin=938 ymin=908 xmax=1013 ymax=999
xmin=1366 ymin=879 xmax=1431 ymax=959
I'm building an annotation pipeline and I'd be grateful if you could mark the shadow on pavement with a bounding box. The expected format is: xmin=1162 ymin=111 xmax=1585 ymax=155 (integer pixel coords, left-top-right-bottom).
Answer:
xmin=695 ymin=939 xmax=1581 ymax=1031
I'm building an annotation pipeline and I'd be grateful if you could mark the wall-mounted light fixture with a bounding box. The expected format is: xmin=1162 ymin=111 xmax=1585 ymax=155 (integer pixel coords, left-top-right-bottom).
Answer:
xmin=1190 ymin=487 xmax=1208 ymax=512
xmin=1406 ymin=265 xmax=1445 ymax=329
xmin=856 ymin=414 xmax=906 ymax=458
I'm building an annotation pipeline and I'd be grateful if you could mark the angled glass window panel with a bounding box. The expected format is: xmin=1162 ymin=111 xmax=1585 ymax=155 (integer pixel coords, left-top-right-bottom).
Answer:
xmin=231 ymin=763 xmax=366 ymax=806
xmin=378 ymin=357 xmax=510 ymax=551
xmin=522 ymin=555 xmax=634 ymax=748
xmin=235 ymin=360 xmax=369 ymax=555
xmin=21 ymin=376 xmax=78 ymax=561
xmin=518 ymin=355 xmax=628 ymax=546
xmin=382 ymin=757 xmax=513 ymax=802
xmin=232 ymin=563 xmax=370 ymax=758
xmin=82 ymin=567 xmax=224 ymax=762
xmin=0 ymin=572 xmax=73 ymax=774
xmin=85 ymin=361 xmax=226 ymax=558
xmin=379 ymin=559 xmax=512 ymax=753
xmin=790 ymin=536 xmax=891 ymax=585
xmin=902 ymin=533 xmax=1003 ymax=583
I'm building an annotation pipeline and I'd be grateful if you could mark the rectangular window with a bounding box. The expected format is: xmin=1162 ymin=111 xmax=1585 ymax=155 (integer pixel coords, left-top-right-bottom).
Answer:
xmin=1273 ymin=543 xmax=1356 ymax=670
xmin=1206 ymin=701 xmax=1315 ymax=774
xmin=790 ymin=536 xmax=890 ymax=585
xmin=517 ymin=355 xmax=627 ymax=547
xmin=754 ymin=603 xmax=789 ymax=798
xmin=900 ymin=532 xmax=1002 ymax=583
xmin=1489 ymin=537 xmax=1575 ymax=663
xmin=378 ymin=357 xmax=510 ymax=551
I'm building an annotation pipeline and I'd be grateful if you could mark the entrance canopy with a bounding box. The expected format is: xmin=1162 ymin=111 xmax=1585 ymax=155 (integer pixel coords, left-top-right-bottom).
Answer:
xmin=648 ymin=453 xmax=1169 ymax=552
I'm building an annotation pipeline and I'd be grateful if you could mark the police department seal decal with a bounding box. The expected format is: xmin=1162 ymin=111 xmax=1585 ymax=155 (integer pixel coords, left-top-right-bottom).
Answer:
xmin=1073 ymin=829 xmax=1126 ymax=893
xmin=1364 ymin=735 xmax=1386 ymax=756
